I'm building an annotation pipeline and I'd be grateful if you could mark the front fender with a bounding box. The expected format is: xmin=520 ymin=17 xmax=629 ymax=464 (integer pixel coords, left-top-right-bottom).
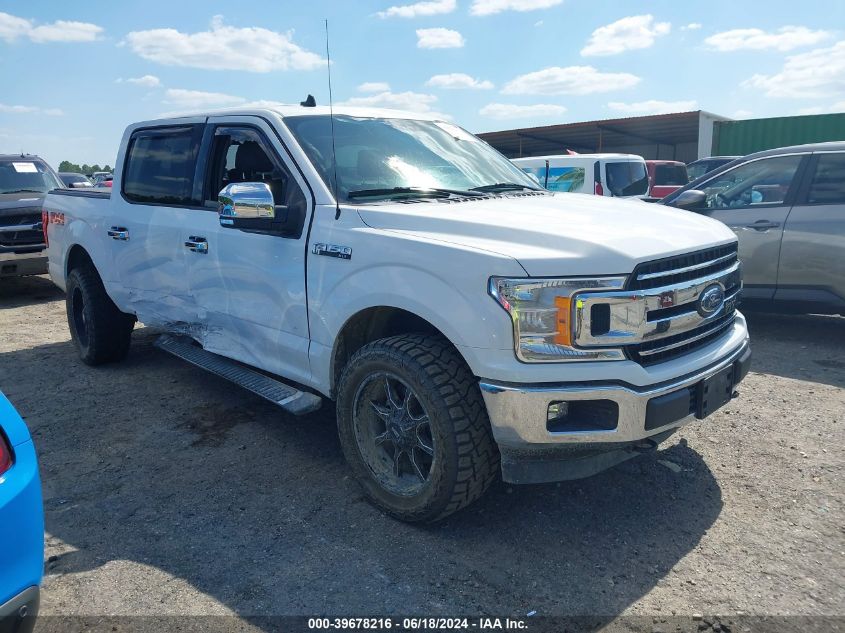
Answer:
xmin=307 ymin=234 xmax=526 ymax=389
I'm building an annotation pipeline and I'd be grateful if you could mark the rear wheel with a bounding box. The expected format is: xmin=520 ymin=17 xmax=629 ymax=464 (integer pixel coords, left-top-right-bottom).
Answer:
xmin=336 ymin=334 xmax=499 ymax=522
xmin=66 ymin=266 xmax=135 ymax=365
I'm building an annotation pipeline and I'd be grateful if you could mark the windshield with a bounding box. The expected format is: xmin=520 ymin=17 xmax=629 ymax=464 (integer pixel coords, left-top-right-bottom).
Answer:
xmin=654 ymin=164 xmax=688 ymax=186
xmin=284 ymin=115 xmax=541 ymax=202
xmin=0 ymin=160 xmax=62 ymax=194
xmin=605 ymin=161 xmax=649 ymax=197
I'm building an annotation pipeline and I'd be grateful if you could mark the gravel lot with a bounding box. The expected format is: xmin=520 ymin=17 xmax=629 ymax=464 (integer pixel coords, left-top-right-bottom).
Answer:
xmin=0 ymin=275 xmax=843 ymax=626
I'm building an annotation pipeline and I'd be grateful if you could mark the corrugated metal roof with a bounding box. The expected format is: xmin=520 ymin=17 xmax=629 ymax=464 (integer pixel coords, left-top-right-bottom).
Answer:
xmin=477 ymin=111 xmax=717 ymax=157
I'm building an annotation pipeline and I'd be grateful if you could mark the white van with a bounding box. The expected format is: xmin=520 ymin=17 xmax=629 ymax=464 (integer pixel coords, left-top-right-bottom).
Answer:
xmin=513 ymin=153 xmax=649 ymax=198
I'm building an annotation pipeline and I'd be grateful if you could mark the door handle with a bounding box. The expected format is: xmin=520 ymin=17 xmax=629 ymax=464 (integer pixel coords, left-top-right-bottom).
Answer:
xmin=108 ymin=226 xmax=129 ymax=241
xmin=744 ymin=220 xmax=780 ymax=231
xmin=184 ymin=236 xmax=208 ymax=254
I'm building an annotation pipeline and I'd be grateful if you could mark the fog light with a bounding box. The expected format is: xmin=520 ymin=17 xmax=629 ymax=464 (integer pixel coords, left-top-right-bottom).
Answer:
xmin=547 ymin=401 xmax=569 ymax=423
xmin=546 ymin=399 xmax=619 ymax=433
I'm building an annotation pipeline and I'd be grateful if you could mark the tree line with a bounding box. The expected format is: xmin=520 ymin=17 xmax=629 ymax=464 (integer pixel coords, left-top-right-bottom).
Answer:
xmin=58 ymin=161 xmax=113 ymax=175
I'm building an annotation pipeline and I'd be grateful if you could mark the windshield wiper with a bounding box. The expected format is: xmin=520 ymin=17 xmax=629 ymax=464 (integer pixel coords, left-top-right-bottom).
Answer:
xmin=469 ymin=182 xmax=541 ymax=193
xmin=347 ymin=186 xmax=483 ymax=200
xmin=3 ymin=189 xmax=45 ymax=194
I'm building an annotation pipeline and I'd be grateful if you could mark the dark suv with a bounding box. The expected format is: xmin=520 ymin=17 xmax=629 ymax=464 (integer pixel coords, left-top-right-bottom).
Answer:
xmin=0 ymin=155 xmax=62 ymax=279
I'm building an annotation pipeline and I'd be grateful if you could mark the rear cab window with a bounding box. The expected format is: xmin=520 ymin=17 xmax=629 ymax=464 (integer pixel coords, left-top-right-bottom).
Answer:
xmin=654 ymin=164 xmax=688 ymax=186
xmin=122 ymin=125 xmax=204 ymax=205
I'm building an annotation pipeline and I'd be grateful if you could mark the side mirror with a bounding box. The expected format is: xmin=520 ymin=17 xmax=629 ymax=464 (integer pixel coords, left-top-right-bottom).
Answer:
xmin=671 ymin=189 xmax=706 ymax=210
xmin=218 ymin=182 xmax=303 ymax=236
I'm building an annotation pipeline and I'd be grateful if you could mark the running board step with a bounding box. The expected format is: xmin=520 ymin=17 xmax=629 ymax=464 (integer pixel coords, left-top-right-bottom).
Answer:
xmin=154 ymin=334 xmax=322 ymax=415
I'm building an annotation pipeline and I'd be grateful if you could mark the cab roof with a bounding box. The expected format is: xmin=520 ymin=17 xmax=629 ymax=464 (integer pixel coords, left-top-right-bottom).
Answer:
xmin=158 ymin=103 xmax=445 ymax=123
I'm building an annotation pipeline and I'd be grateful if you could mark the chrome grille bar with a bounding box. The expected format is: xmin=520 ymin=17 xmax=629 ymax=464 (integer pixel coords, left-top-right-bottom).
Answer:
xmin=637 ymin=315 xmax=735 ymax=357
xmin=636 ymin=251 xmax=737 ymax=282
xmin=573 ymin=261 xmax=741 ymax=347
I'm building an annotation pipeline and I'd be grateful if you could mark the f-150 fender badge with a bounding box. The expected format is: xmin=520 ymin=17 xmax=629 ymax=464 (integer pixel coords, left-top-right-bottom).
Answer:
xmin=313 ymin=243 xmax=352 ymax=260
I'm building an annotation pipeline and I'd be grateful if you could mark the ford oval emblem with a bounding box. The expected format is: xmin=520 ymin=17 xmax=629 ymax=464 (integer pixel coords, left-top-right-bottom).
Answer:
xmin=697 ymin=284 xmax=725 ymax=317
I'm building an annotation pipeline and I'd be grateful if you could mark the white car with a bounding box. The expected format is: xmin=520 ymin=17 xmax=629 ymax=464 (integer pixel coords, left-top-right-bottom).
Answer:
xmin=43 ymin=104 xmax=750 ymax=522
xmin=513 ymin=153 xmax=649 ymax=198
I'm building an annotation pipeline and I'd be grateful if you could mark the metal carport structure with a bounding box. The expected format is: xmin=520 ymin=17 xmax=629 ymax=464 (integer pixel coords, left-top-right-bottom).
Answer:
xmin=477 ymin=111 xmax=728 ymax=163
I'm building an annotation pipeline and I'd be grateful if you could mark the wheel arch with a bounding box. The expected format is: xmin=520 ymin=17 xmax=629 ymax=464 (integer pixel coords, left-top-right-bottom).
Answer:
xmin=330 ymin=306 xmax=467 ymax=399
xmin=65 ymin=243 xmax=95 ymax=277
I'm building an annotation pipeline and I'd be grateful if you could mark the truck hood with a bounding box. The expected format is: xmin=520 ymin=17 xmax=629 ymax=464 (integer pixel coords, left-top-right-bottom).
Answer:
xmin=0 ymin=192 xmax=45 ymax=218
xmin=355 ymin=192 xmax=737 ymax=277
xmin=0 ymin=192 xmax=44 ymax=207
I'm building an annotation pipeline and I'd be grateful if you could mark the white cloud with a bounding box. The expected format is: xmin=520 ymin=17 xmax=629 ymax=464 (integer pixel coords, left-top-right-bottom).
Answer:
xmin=416 ymin=27 xmax=464 ymax=49
xmin=705 ymin=26 xmax=831 ymax=52
xmin=470 ymin=0 xmax=563 ymax=16
xmin=125 ymin=15 xmax=324 ymax=73
xmin=426 ymin=73 xmax=494 ymax=89
xmin=581 ymin=15 xmax=671 ymax=57
xmin=377 ymin=0 xmax=456 ymax=18
xmin=0 ymin=12 xmax=30 ymax=41
xmin=119 ymin=75 xmax=162 ymax=88
xmin=607 ymin=99 xmax=698 ymax=115
xmin=732 ymin=109 xmax=754 ymax=119
xmin=338 ymin=90 xmax=449 ymax=118
xmin=742 ymin=41 xmax=845 ymax=98
xmin=0 ymin=11 xmax=103 ymax=43
xmin=358 ymin=82 xmax=391 ymax=93
xmin=29 ymin=20 xmax=103 ymax=43
xmin=502 ymin=66 xmax=641 ymax=95
xmin=682 ymin=23 xmax=702 ymax=31
xmin=0 ymin=102 xmax=63 ymax=116
xmin=479 ymin=103 xmax=567 ymax=120
xmin=163 ymin=88 xmax=246 ymax=108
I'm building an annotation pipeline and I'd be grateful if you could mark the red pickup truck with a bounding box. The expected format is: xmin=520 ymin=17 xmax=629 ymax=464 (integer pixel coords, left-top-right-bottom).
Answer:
xmin=646 ymin=160 xmax=689 ymax=199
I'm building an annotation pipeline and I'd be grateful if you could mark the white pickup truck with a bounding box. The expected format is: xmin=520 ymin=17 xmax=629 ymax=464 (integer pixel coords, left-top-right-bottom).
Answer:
xmin=44 ymin=105 xmax=751 ymax=521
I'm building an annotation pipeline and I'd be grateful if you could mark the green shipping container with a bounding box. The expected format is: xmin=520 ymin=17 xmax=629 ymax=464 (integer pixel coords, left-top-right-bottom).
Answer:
xmin=713 ymin=113 xmax=845 ymax=156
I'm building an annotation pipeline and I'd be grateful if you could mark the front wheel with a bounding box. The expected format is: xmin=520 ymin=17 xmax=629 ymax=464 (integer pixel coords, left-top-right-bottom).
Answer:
xmin=336 ymin=334 xmax=499 ymax=522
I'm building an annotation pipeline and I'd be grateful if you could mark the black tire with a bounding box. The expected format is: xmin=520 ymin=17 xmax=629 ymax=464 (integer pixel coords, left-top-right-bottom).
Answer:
xmin=66 ymin=265 xmax=135 ymax=365
xmin=336 ymin=334 xmax=499 ymax=522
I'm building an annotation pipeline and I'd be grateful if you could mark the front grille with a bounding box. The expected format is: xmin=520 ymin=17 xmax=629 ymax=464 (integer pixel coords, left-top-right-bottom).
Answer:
xmin=0 ymin=213 xmax=43 ymax=248
xmin=628 ymin=312 xmax=736 ymax=366
xmin=624 ymin=243 xmax=741 ymax=366
xmin=628 ymin=243 xmax=738 ymax=291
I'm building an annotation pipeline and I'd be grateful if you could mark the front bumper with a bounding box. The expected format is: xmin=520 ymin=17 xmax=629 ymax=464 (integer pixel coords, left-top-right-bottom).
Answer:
xmin=480 ymin=339 xmax=751 ymax=484
xmin=0 ymin=586 xmax=39 ymax=633
xmin=0 ymin=251 xmax=47 ymax=278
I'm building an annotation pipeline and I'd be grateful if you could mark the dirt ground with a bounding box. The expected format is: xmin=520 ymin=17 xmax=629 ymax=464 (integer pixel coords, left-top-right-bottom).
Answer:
xmin=0 ymin=275 xmax=843 ymax=626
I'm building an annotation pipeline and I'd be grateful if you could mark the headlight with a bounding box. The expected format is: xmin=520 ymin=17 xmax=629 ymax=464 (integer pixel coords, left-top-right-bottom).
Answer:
xmin=489 ymin=276 xmax=627 ymax=363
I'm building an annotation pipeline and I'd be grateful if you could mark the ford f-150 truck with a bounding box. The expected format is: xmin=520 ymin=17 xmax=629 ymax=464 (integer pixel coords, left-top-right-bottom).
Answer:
xmin=43 ymin=105 xmax=751 ymax=522
xmin=1 ymin=154 xmax=62 ymax=280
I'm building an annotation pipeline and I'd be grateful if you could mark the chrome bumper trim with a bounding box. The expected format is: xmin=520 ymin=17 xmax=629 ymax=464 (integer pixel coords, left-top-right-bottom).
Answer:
xmin=479 ymin=336 xmax=750 ymax=448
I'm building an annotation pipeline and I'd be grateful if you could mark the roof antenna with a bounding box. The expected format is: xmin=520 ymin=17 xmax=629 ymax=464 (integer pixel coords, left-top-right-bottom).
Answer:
xmin=300 ymin=94 xmax=316 ymax=107
xmin=325 ymin=19 xmax=341 ymax=220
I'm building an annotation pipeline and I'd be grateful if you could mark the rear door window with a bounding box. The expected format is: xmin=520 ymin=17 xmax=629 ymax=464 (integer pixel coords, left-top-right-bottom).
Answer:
xmin=605 ymin=161 xmax=648 ymax=196
xmin=122 ymin=125 xmax=203 ymax=205
xmin=806 ymin=153 xmax=845 ymax=204
xmin=654 ymin=164 xmax=688 ymax=186
xmin=546 ymin=166 xmax=585 ymax=192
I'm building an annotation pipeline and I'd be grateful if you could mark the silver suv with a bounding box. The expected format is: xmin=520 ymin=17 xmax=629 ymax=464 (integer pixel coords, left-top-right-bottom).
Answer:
xmin=663 ymin=142 xmax=845 ymax=315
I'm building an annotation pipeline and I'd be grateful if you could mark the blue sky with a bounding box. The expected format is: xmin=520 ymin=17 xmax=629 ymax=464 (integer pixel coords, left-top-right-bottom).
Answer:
xmin=1 ymin=0 xmax=843 ymax=167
